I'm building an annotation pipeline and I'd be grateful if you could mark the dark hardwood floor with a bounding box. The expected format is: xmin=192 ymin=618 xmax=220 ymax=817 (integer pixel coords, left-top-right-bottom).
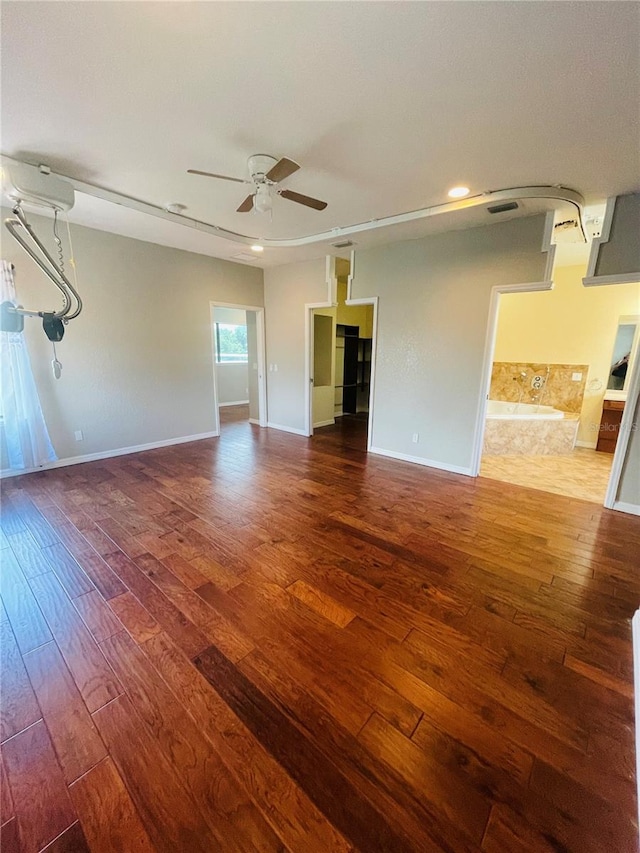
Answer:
xmin=1 ymin=411 xmax=639 ymax=852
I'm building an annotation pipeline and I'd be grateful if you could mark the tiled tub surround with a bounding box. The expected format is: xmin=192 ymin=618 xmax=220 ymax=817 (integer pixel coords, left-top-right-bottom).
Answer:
xmin=490 ymin=362 xmax=588 ymax=413
xmin=483 ymin=402 xmax=580 ymax=455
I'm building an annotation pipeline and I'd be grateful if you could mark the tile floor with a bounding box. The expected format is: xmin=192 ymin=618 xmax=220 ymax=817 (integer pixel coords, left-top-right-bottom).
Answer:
xmin=481 ymin=447 xmax=614 ymax=504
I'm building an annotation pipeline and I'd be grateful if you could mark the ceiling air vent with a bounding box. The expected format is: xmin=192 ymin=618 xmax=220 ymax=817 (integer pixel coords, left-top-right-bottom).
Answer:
xmin=230 ymin=252 xmax=259 ymax=262
xmin=331 ymin=240 xmax=355 ymax=249
xmin=487 ymin=201 xmax=519 ymax=214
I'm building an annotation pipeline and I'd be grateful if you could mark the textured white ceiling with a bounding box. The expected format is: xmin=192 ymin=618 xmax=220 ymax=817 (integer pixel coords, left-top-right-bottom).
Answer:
xmin=1 ymin=1 xmax=638 ymax=266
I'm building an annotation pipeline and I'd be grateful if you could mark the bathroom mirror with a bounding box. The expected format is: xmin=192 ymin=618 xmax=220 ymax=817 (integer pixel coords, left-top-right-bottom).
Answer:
xmin=607 ymin=315 xmax=639 ymax=393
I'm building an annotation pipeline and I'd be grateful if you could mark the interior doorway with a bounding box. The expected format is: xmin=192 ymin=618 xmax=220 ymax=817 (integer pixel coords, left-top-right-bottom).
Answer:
xmin=475 ymin=265 xmax=639 ymax=505
xmin=309 ymin=259 xmax=375 ymax=450
xmin=210 ymin=302 xmax=267 ymax=434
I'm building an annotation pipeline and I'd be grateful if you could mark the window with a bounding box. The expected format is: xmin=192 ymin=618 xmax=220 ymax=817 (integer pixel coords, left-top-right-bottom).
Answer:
xmin=215 ymin=322 xmax=248 ymax=363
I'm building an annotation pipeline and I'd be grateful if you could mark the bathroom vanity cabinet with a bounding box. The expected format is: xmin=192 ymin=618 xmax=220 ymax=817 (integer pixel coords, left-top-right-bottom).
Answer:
xmin=596 ymin=399 xmax=625 ymax=453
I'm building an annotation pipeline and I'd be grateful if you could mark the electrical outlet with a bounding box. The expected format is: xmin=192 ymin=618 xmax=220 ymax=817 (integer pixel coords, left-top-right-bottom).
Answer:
xmin=572 ymin=372 xmax=582 ymax=381
xmin=74 ymin=430 xmax=83 ymax=441
xmin=412 ymin=433 xmax=419 ymax=443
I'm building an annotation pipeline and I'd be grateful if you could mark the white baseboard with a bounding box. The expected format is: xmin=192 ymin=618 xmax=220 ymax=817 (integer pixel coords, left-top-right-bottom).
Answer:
xmin=313 ymin=419 xmax=335 ymax=429
xmin=219 ymin=400 xmax=249 ymax=408
xmin=248 ymin=418 xmax=262 ymax=426
xmin=0 ymin=431 xmax=219 ymax=479
xmin=369 ymin=445 xmax=473 ymax=477
xmin=612 ymin=501 xmax=640 ymax=517
xmin=633 ymin=610 xmax=640 ymax=836
xmin=576 ymin=439 xmax=598 ymax=449
xmin=266 ymin=422 xmax=309 ymax=437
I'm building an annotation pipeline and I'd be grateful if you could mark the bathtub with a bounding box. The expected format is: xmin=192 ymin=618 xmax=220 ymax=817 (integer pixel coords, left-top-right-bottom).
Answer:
xmin=486 ymin=400 xmax=564 ymax=420
xmin=483 ymin=400 xmax=579 ymax=455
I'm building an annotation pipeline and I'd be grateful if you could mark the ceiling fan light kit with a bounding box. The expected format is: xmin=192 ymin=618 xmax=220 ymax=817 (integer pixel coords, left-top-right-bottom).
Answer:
xmin=254 ymin=184 xmax=272 ymax=214
xmin=188 ymin=153 xmax=328 ymax=216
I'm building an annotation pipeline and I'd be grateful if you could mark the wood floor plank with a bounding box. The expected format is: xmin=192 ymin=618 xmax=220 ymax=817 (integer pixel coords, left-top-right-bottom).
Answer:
xmin=527 ymin=758 xmax=637 ymax=852
xmin=42 ymin=543 xmax=95 ymax=599
xmin=73 ymin=590 xmax=123 ymax=643
xmin=1 ymin=719 xmax=77 ymax=852
xmin=160 ymin=552 xmax=210 ymax=590
xmin=143 ymin=630 xmax=353 ymax=853
xmin=40 ymin=821 xmax=91 ymax=853
xmin=102 ymin=552 xmax=209 ymax=658
xmin=92 ymin=695 xmax=221 ymax=853
xmin=0 ymin=620 xmax=41 ymax=743
xmin=9 ymin=494 xmax=59 ymax=548
xmin=0 ymin=494 xmax=27 ymax=536
xmin=0 ymin=818 xmax=21 ymax=853
xmin=287 ymin=579 xmax=356 ymax=627
xmin=22 ymin=641 xmax=107 ymax=783
xmin=1 ymin=413 xmax=636 ymax=852
xmin=0 ymin=547 xmax=53 ymax=654
xmin=358 ymin=712 xmax=491 ymax=843
xmin=203 ymin=642 xmax=483 ymax=853
xmin=99 ymin=630 xmax=281 ymax=852
xmin=108 ymin=591 xmax=162 ymax=644
xmin=0 ymin=753 xmax=14 ymax=824
xmin=7 ymin=529 xmax=52 ymax=579
xmin=564 ymin=653 xmax=634 ymax=699
xmin=134 ymin=552 xmax=254 ymax=661
xmin=28 ymin=572 xmax=121 ymax=713
xmin=69 ymin=758 xmax=157 ymax=853
xmin=54 ymin=543 xmax=126 ymax=601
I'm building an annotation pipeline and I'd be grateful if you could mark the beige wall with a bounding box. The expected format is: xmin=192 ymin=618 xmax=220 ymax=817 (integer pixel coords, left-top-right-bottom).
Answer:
xmin=1 ymin=208 xmax=263 ymax=464
xmin=264 ymin=257 xmax=328 ymax=432
xmin=494 ymin=265 xmax=640 ymax=445
xmin=352 ymin=215 xmax=549 ymax=472
xmin=312 ymin=308 xmax=337 ymax=427
xmin=337 ymin=278 xmax=373 ymax=337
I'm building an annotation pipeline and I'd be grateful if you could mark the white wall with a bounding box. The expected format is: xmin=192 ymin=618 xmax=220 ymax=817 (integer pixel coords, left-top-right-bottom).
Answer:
xmin=1 ymin=208 xmax=263 ymax=465
xmin=246 ymin=311 xmax=259 ymax=421
xmin=213 ymin=306 xmax=249 ymax=405
xmin=351 ymin=215 xmax=549 ymax=472
xmin=214 ymin=306 xmax=248 ymax=325
xmin=264 ymin=257 xmax=328 ymax=432
xmin=216 ymin=362 xmax=249 ymax=405
xmin=617 ymin=394 xmax=640 ymax=509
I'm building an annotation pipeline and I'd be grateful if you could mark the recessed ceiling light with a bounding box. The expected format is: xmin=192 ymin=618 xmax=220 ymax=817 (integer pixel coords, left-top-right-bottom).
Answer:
xmin=448 ymin=186 xmax=470 ymax=199
xmin=250 ymin=245 xmax=264 ymax=253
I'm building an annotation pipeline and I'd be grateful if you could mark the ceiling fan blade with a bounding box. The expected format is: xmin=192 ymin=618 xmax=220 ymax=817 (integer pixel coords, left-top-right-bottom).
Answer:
xmin=187 ymin=169 xmax=249 ymax=184
xmin=279 ymin=189 xmax=327 ymax=211
xmin=237 ymin=195 xmax=255 ymax=213
xmin=266 ymin=157 xmax=300 ymax=183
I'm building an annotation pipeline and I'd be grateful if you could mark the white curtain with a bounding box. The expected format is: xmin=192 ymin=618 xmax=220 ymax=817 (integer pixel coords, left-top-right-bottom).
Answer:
xmin=1 ymin=260 xmax=57 ymax=469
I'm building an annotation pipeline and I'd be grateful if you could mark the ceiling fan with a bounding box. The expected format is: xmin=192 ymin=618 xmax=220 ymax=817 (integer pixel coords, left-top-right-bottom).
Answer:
xmin=188 ymin=154 xmax=327 ymax=215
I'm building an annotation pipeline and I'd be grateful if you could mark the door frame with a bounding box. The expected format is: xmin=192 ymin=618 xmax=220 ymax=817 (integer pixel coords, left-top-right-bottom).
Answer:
xmin=305 ymin=254 xmax=379 ymax=447
xmin=471 ymin=281 xmax=640 ymax=514
xmin=470 ymin=280 xmax=554 ymax=476
xmin=210 ymin=301 xmax=267 ymax=434
xmin=604 ymin=317 xmax=640 ymax=511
